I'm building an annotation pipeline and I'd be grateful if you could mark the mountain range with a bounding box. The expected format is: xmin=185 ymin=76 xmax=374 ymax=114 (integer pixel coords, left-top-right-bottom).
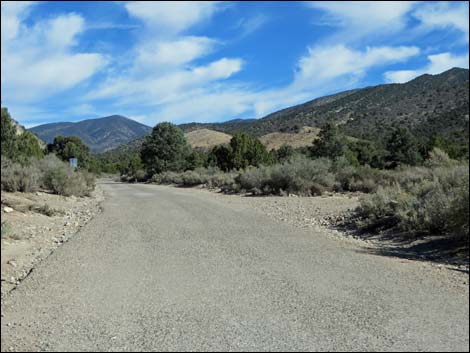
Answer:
xmin=178 ymin=68 xmax=469 ymax=142
xmin=29 ymin=68 xmax=469 ymax=154
xmin=30 ymin=115 xmax=151 ymax=153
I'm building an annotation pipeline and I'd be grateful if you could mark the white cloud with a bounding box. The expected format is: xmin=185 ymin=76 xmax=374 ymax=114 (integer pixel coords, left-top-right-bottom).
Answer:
xmin=293 ymin=45 xmax=419 ymax=85
xmin=384 ymin=52 xmax=469 ymax=83
xmin=135 ymin=36 xmax=217 ymax=69
xmin=308 ymin=1 xmax=416 ymax=41
xmin=89 ymin=57 xmax=243 ymax=104
xmin=1 ymin=3 xmax=107 ymax=103
xmin=85 ymin=1 xmax=244 ymax=124
xmin=192 ymin=58 xmax=243 ymax=80
xmin=413 ymin=1 xmax=469 ymax=41
xmin=5 ymin=1 xmax=466 ymax=127
xmin=0 ymin=1 xmax=34 ymax=40
xmin=125 ymin=1 xmax=223 ymax=34
xmin=157 ymin=89 xmax=252 ymax=123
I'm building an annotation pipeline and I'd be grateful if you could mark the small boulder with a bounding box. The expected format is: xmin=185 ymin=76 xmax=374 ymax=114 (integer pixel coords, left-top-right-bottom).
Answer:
xmin=3 ymin=207 xmax=14 ymax=213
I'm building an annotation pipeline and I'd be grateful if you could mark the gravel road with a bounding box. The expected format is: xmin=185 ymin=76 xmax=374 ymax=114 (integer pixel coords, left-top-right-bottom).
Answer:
xmin=1 ymin=181 xmax=468 ymax=351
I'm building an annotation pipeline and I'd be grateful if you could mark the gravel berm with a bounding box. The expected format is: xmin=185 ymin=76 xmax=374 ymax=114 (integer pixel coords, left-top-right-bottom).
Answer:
xmin=1 ymin=181 xmax=468 ymax=351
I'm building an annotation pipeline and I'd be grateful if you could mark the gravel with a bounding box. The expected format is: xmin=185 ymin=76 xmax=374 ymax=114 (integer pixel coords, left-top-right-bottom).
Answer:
xmin=1 ymin=182 xmax=468 ymax=351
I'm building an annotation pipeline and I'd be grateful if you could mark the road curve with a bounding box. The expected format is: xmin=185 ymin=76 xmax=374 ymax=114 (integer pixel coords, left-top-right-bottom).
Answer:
xmin=1 ymin=181 xmax=468 ymax=351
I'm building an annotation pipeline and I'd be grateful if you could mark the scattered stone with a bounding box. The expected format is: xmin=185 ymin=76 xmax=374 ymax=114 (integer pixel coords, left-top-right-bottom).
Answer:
xmin=3 ymin=206 xmax=14 ymax=213
xmin=7 ymin=260 xmax=17 ymax=267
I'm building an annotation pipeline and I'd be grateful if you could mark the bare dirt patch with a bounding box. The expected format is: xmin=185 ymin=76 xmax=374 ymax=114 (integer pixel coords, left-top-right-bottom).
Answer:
xmin=1 ymin=187 xmax=104 ymax=298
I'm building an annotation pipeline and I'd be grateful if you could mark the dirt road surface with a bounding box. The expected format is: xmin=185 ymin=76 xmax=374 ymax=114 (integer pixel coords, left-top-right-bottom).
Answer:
xmin=1 ymin=181 xmax=468 ymax=351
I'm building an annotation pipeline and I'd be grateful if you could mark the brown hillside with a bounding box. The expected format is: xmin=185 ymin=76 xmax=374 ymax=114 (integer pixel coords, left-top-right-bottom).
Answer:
xmin=185 ymin=129 xmax=232 ymax=149
xmin=259 ymin=127 xmax=320 ymax=151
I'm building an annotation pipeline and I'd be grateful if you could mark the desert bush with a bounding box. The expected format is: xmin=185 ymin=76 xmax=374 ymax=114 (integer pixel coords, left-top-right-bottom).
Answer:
xmin=44 ymin=167 xmax=89 ymax=196
xmin=334 ymin=161 xmax=382 ymax=193
xmin=1 ymin=150 xmax=95 ymax=197
xmin=207 ymin=172 xmax=237 ymax=189
xmin=151 ymin=171 xmax=184 ymax=185
xmin=1 ymin=158 xmax=41 ymax=192
xmin=359 ymin=163 xmax=469 ymax=238
xmin=29 ymin=204 xmax=60 ymax=217
xmin=132 ymin=169 xmax=147 ymax=182
xmin=151 ymin=167 xmax=238 ymax=191
xmin=424 ymin=147 xmax=458 ymax=168
xmin=238 ymin=156 xmax=335 ymax=196
xmin=180 ymin=170 xmax=208 ymax=186
xmin=82 ymin=170 xmax=97 ymax=191
xmin=40 ymin=154 xmax=93 ymax=196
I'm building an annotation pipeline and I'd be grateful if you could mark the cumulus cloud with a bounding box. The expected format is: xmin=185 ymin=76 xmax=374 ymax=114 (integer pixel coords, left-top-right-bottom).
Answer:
xmin=413 ymin=1 xmax=469 ymax=41
xmin=245 ymin=44 xmax=420 ymax=117
xmin=294 ymin=45 xmax=419 ymax=85
xmin=0 ymin=1 xmax=35 ymax=41
xmin=135 ymin=36 xmax=217 ymax=69
xmin=1 ymin=3 xmax=107 ymax=103
xmin=3 ymin=1 xmax=468 ymax=127
xmin=83 ymin=1 xmax=246 ymax=125
xmin=308 ymin=1 xmax=416 ymax=42
xmin=384 ymin=52 xmax=470 ymax=83
xmin=125 ymin=1 xmax=224 ymax=34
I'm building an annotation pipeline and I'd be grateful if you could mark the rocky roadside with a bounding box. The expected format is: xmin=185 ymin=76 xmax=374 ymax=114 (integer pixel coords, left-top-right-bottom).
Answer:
xmin=1 ymin=186 xmax=104 ymax=300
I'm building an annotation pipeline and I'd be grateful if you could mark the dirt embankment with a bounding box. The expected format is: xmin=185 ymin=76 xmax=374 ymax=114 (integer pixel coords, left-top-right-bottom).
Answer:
xmin=1 ymin=187 xmax=103 ymax=298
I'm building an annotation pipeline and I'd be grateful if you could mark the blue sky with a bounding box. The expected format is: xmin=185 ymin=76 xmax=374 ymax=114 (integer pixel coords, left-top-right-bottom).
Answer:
xmin=1 ymin=1 xmax=469 ymax=128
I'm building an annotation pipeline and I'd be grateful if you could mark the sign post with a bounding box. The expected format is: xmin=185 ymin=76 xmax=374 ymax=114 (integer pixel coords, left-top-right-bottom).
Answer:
xmin=69 ymin=158 xmax=78 ymax=169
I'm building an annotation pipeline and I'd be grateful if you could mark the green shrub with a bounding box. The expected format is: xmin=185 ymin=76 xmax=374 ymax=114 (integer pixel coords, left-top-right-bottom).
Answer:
xmin=1 ymin=153 xmax=95 ymax=197
xmin=82 ymin=170 xmax=97 ymax=191
xmin=180 ymin=170 xmax=207 ymax=186
xmin=334 ymin=161 xmax=381 ymax=193
xmin=424 ymin=148 xmax=458 ymax=168
xmin=1 ymin=158 xmax=41 ymax=192
xmin=40 ymin=154 xmax=93 ymax=196
xmin=359 ymin=163 xmax=469 ymax=238
xmin=151 ymin=167 xmax=238 ymax=191
xmin=29 ymin=204 xmax=60 ymax=217
xmin=151 ymin=171 xmax=184 ymax=185
xmin=238 ymin=156 xmax=335 ymax=196
xmin=207 ymin=172 xmax=237 ymax=189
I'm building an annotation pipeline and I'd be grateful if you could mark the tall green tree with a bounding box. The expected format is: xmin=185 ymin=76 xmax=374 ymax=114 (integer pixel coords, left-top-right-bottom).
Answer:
xmin=48 ymin=135 xmax=91 ymax=168
xmin=209 ymin=144 xmax=233 ymax=171
xmin=185 ymin=149 xmax=206 ymax=170
xmin=140 ymin=122 xmax=191 ymax=175
xmin=119 ymin=154 xmax=143 ymax=176
xmin=275 ymin=145 xmax=296 ymax=162
xmin=310 ymin=123 xmax=347 ymax=159
xmin=385 ymin=127 xmax=422 ymax=167
xmin=16 ymin=131 xmax=44 ymax=160
xmin=1 ymin=107 xmax=18 ymax=159
xmin=230 ymin=133 xmax=270 ymax=170
xmin=1 ymin=107 xmax=44 ymax=161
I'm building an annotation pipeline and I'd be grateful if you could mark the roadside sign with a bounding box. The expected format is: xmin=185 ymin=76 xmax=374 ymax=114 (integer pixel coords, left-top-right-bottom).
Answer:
xmin=69 ymin=158 xmax=78 ymax=169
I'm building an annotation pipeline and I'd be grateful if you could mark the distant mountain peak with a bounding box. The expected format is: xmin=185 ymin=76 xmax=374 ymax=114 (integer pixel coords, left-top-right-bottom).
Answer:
xmin=30 ymin=115 xmax=152 ymax=153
